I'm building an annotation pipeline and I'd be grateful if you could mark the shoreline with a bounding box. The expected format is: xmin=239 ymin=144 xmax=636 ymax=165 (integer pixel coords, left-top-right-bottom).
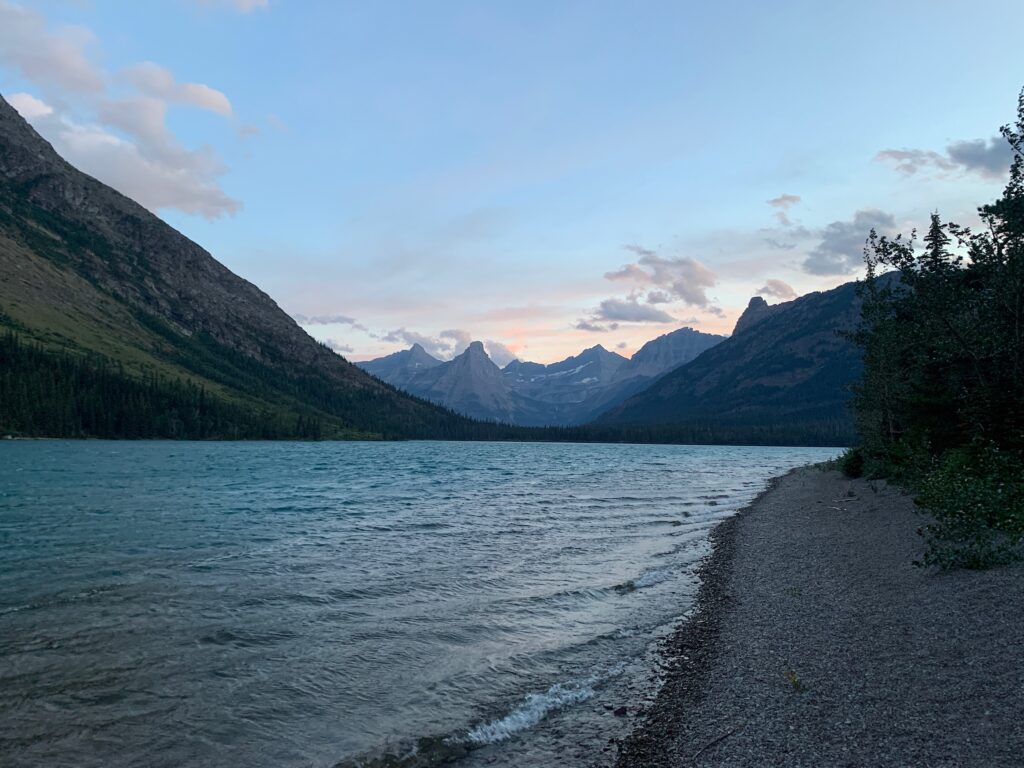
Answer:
xmin=613 ymin=466 xmax=1024 ymax=767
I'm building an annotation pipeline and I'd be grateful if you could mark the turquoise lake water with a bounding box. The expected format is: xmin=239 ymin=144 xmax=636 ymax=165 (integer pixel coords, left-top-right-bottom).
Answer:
xmin=0 ymin=441 xmax=840 ymax=766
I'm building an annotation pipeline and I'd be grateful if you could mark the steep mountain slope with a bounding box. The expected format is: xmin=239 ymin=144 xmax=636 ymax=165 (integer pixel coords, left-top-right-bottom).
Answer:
xmin=597 ymin=282 xmax=864 ymax=445
xmin=0 ymin=93 xmax=489 ymax=439
xmin=356 ymin=343 xmax=441 ymax=390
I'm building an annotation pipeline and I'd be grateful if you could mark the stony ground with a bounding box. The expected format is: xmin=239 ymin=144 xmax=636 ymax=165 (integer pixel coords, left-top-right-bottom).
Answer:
xmin=614 ymin=467 xmax=1024 ymax=767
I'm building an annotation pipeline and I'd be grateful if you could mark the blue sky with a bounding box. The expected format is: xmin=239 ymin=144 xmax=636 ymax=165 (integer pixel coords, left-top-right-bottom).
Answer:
xmin=2 ymin=0 xmax=1022 ymax=363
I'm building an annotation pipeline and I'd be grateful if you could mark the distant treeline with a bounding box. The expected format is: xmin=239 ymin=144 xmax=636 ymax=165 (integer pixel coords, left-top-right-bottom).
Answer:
xmin=845 ymin=89 xmax=1024 ymax=568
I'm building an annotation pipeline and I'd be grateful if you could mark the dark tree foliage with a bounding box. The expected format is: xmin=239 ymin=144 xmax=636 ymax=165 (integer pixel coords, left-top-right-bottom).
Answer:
xmin=849 ymin=89 xmax=1024 ymax=567
xmin=0 ymin=332 xmax=332 ymax=439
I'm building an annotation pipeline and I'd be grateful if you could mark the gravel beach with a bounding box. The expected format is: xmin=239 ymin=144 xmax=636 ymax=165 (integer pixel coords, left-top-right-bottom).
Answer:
xmin=615 ymin=467 xmax=1024 ymax=767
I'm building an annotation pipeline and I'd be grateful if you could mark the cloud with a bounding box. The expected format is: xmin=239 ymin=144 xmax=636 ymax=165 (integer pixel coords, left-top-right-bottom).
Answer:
xmin=382 ymin=328 xmax=449 ymax=358
xmin=575 ymin=320 xmax=610 ymax=332
xmin=616 ymin=341 xmax=628 ymax=350
xmin=768 ymin=194 xmax=801 ymax=209
xmin=595 ymin=297 xmax=675 ymax=323
xmin=439 ymin=329 xmax=472 ymax=356
xmin=875 ymin=148 xmax=952 ymax=175
xmin=123 ymin=62 xmax=232 ymax=116
xmin=606 ymin=246 xmax=718 ymax=308
xmin=803 ymin=209 xmax=897 ymax=275
xmin=764 ymin=237 xmax=797 ymax=250
xmin=8 ymin=92 xmax=52 ymax=119
xmin=767 ymin=193 xmax=801 ymax=225
xmin=484 ymin=341 xmax=517 ymax=367
xmin=380 ymin=328 xmax=470 ymax=359
xmin=645 ymin=290 xmax=671 ymax=304
xmin=322 ymin=339 xmax=353 ymax=355
xmin=946 ymin=138 xmax=1013 ymax=177
xmin=0 ymin=3 xmax=240 ymax=219
xmin=876 ymin=136 xmax=1012 ymax=180
xmin=292 ymin=313 xmax=368 ymax=332
xmin=756 ymin=279 xmax=796 ymax=300
xmin=15 ymin=103 xmax=241 ymax=219
xmin=0 ymin=1 xmax=104 ymax=92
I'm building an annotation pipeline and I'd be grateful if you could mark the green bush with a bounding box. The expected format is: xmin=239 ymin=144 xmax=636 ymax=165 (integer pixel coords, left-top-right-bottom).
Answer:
xmin=837 ymin=447 xmax=865 ymax=478
xmin=916 ymin=445 xmax=1024 ymax=569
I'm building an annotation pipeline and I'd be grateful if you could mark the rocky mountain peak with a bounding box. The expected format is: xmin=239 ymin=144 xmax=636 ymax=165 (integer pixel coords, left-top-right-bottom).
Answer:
xmin=733 ymin=296 xmax=777 ymax=335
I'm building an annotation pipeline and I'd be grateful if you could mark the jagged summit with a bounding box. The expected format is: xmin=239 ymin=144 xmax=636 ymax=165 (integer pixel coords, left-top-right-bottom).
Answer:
xmin=733 ymin=296 xmax=780 ymax=335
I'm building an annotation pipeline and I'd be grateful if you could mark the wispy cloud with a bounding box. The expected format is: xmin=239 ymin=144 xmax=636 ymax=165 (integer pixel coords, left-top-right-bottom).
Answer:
xmin=322 ymin=339 xmax=354 ymax=355
xmin=767 ymin=193 xmax=801 ymax=225
xmin=876 ymin=136 xmax=1012 ymax=179
xmin=292 ymin=313 xmax=369 ymax=332
xmin=574 ymin=319 xmax=611 ymax=333
xmin=123 ymin=62 xmax=232 ymax=116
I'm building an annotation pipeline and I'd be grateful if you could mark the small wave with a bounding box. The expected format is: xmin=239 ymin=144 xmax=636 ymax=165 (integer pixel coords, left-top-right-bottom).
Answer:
xmin=464 ymin=682 xmax=594 ymax=744
xmin=615 ymin=569 xmax=671 ymax=593
xmin=633 ymin=569 xmax=671 ymax=588
xmin=462 ymin=665 xmax=623 ymax=745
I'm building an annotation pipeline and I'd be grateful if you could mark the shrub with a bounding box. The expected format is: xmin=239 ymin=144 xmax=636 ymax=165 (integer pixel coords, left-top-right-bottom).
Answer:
xmin=916 ymin=444 xmax=1024 ymax=569
xmin=837 ymin=447 xmax=865 ymax=478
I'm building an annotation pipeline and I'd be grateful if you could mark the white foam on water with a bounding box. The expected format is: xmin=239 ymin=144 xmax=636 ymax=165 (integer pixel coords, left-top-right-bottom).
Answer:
xmin=464 ymin=682 xmax=594 ymax=744
xmin=463 ymin=665 xmax=624 ymax=745
xmin=632 ymin=569 xmax=671 ymax=589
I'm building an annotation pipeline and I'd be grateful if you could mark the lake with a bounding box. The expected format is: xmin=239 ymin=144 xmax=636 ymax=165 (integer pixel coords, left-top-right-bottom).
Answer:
xmin=0 ymin=441 xmax=839 ymax=766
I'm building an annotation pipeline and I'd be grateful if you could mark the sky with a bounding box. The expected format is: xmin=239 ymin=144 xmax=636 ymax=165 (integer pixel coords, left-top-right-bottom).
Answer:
xmin=2 ymin=0 xmax=1023 ymax=364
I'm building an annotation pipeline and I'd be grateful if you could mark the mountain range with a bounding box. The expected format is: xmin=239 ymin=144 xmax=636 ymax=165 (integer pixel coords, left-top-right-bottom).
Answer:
xmin=357 ymin=327 xmax=726 ymax=425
